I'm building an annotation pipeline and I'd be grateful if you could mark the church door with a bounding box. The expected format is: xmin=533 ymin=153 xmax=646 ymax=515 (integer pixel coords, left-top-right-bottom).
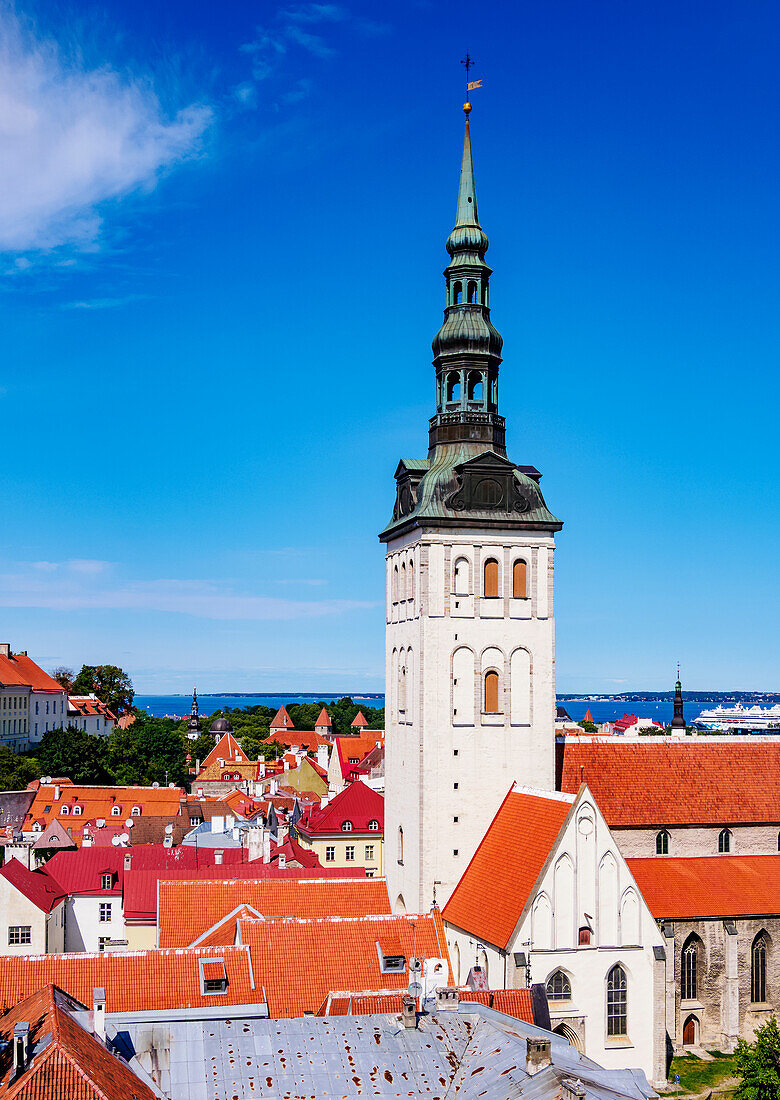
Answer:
xmin=682 ymin=1016 xmax=696 ymax=1046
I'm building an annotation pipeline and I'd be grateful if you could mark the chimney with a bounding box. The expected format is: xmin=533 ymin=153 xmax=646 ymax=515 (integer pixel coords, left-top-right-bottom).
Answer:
xmin=82 ymin=832 xmax=93 ymax=848
xmin=0 ymin=643 xmax=10 ymax=658
xmin=526 ymin=1038 xmax=552 ymax=1075
xmin=278 ymin=853 xmax=286 ymax=869
xmin=123 ymin=853 xmax=132 ymax=871
xmin=54 ymin=785 xmax=61 ymax=801
xmin=401 ymin=996 xmax=417 ymax=1029
xmin=163 ymin=836 xmax=173 ymax=848
xmin=92 ymin=988 xmax=106 ymax=1042
xmin=562 ymin=1081 xmax=586 ymax=1100
xmin=262 ymin=828 xmax=271 ymax=864
xmin=12 ymin=1022 xmax=29 ymax=1076
xmin=435 ymin=987 xmax=459 ymax=1011
xmin=214 ymin=850 xmax=223 ymax=865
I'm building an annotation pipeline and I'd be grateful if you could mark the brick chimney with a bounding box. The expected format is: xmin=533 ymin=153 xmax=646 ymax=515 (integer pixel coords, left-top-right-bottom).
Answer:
xmin=435 ymin=987 xmax=459 ymax=1011
xmin=562 ymin=1080 xmax=586 ymax=1100
xmin=401 ymin=995 xmax=417 ymax=1029
xmin=526 ymin=1038 xmax=552 ymax=1075
xmin=0 ymin=644 xmax=10 ymax=658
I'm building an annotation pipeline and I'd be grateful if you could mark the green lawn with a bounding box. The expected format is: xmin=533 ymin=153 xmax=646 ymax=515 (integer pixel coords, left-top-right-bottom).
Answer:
xmin=664 ymin=1053 xmax=738 ymax=1095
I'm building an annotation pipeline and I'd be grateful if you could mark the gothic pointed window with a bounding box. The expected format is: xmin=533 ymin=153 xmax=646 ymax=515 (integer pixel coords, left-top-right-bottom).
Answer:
xmin=718 ymin=828 xmax=731 ymax=853
xmin=681 ymin=936 xmax=699 ymax=1000
xmin=484 ymin=670 xmax=499 ymax=714
xmin=513 ymin=560 xmax=528 ymax=599
xmin=546 ymin=970 xmax=571 ymax=1001
xmin=752 ymin=935 xmax=768 ymax=1003
xmin=656 ymin=830 xmax=670 ymax=855
xmin=606 ymin=964 xmax=628 ymax=1037
xmin=483 ymin=558 xmax=499 ymax=599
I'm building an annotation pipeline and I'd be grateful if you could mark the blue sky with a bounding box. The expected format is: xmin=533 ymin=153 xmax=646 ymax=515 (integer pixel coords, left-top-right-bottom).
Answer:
xmin=1 ymin=0 xmax=779 ymax=694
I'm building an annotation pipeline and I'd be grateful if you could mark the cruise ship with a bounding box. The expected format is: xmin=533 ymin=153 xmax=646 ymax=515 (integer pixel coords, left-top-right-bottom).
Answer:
xmin=695 ymin=703 xmax=780 ymax=731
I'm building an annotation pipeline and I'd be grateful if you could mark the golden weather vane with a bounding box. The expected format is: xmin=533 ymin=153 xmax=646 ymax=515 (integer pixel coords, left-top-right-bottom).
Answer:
xmin=461 ymin=51 xmax=483 ymax=115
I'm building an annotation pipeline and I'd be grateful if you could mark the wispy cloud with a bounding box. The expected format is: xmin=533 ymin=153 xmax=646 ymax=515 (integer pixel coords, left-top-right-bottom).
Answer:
xmin=61 ymin=295 xmax=148 ymax=311
xmin=0 ymin=562 xmax=373 ymax=621
xmin=0 ymin=6 xmax=212 ymax=259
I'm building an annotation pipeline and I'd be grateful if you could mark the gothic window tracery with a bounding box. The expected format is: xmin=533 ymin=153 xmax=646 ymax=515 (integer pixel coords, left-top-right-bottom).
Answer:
xmin=546 ymin=970 xmax=571 ymax=1001
xmin=606 ymin=964 xmax=628 ymax=1036
xmin=752 ymin=934 xmax=768 ymax=1003
xmin=681 ymin=935 xmax=700 ymax=1000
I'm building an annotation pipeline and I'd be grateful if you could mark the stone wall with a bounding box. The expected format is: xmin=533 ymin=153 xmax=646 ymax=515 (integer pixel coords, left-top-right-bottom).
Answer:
xmin=615 ymin=824 xmax=780 ymax=860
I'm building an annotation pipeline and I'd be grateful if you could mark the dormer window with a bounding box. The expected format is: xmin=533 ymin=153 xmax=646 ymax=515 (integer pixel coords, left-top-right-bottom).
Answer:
xmin=60 ymin=805 xmax=69 ymax=815
xmin=111 ymin=806 xmax=121 ymax=817
xmin=199 ymin=958 xmax=228 ymax=995
xmin=131 ymin=806 xmax=141 ymax=816
xmin=341 ymin=821 xmax=353 ymax=832
xmin=101 ymin=873 xmax=112 ymax=891
xmin=72 ymin=805 xmax=82 ymax=816
xmin=376 ymin=942 xmax=406 ymax=974
xmin=222 ymin=773 xmax=230 ymax=781
xmin=368 ymin=820 xmax=379 ymax=831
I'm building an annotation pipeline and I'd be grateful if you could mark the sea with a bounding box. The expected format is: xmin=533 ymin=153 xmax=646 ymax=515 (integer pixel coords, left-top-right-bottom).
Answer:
xmin=135 ymin=693 xmax=689 ymax=725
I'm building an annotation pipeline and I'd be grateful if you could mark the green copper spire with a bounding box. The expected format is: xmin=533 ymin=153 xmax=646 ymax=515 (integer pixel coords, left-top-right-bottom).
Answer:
xmin=429 ymin=104 xmax=504 ymax=457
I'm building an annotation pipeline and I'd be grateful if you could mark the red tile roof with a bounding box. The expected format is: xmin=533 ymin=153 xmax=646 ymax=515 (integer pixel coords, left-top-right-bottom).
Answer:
xmin=123 ymin=862 xmax=364 ymax=923
xmin=200 ymin=730 xmax=249 ymax=770
xmin=158 ymin=876 xmax=392 ymax=947
xmin=351 ymin=711 xmax=368 ymax=728
xmin=236 ymin=911 xmax=452 ymax=1018
xmin=0 ymin=859 xmax=66 ymax=913
xmin=267 ymin=727 xmax=329 ymax=751
xmin=0 ymin=984 xmax=157 ymax=1100
xmin=558 ymin=738 xmax=780 ymax=826
xmin=316 ymin=707 xmax=332 ymax=728
xmin=335 ymin=734 xmax=385 ymax=780
xmin=270 ymin=705 xmax=293 ymax=730
xmin=269 ymin=834 xmax=321 ymax=868
xmin=0 ymin=945 xmax=258 ymax=1014
xmin=627 ymin=855 xmax=780 ymax=919
xmin=459 ymin=988 xmax=535 ymax=1023
xmin=299 ymin=781 xmax=383 ymax=837
xmin=318 ymin=991 xmax=405 ymax=1015
xmin=0 ymin=653 xmax=65 ymax=693
xmin=44 ymin=843 xmax=245 ymax=898
xmin=443 ymin=787 xmax=574 ymax=950
xmin=68 ymin=695 xmax=117 ymax=721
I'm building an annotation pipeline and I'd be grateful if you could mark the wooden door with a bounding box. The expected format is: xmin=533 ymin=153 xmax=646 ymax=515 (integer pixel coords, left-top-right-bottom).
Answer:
xmin=683 ymin=1016 xmax=696 ymax=1045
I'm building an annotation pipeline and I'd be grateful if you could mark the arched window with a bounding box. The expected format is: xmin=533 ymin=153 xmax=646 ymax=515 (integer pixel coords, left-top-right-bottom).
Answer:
xmin=719 ymin=828 xmax=731 ymax=853
xmin=368 ymin=820 xmax=379 ymax=831
xmin=483 ymin=558 xmax=499 ymax=599
xmin=398 ymin=826 xmax=404 ymax=864
xmin=131 ymin=806 xmax=141 ymax=816
xmin=72 ymin=805 xmax=82 ymax=816
xmin=111 ymin=806 xmax=121 ymax=816
xmin=546 ymin=970 xmax=571 ymax=1001
xmin=392 ymin=564 xmax=398 ymax=604
xmin=681 ymin=936 xmax=699 ymax=1000
xmin=513 ymin=560 xmax=527 ymax=599
xmin=752 ymin=935 xmax=768 ymax=1003
xmin=400 ymin=560 xmax=406 ymax=601
xmin=606 ymin=964 xmax=628 ymax=1036
xmin=341 ymin=821 xmax=353 ymax=832
xmin=467 ymin=280 xmax=478 ymax=304
xmin=60 ymin=805 xmax=69 ymax=815
xmin=467 ymin=370 xmax=483 ymax=402
xmin=484 ymin=670 xmax=499 ymax=714
xmin=452 ymin=281 xmax=463 ymax=305
xmin=656 ymin=830 xmax=670 ymax=855
xmin=446 ymin=371 xmax=461 ymax=403
xmin=408 ymin=559 xmax=415 ymax=602
xmin=453 ymin=557 xmax=470 ymax=595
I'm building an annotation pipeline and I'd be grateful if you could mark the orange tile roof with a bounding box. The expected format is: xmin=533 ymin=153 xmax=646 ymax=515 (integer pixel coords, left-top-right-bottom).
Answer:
xmin=267 ymin=727 xmax=329 ymax=751
xmin=200 ymin=731 xmax=249 ymax=770
xmin=558 ymin=738 xmax=780 ymax=826
xmin=158 ymin=876 xmax=392 ymax=947
xmin=442 ymin=787 xmax=574 ymax=950
xmin=336 ymin=733 xmax=384 ymax=780
xmin=195 ymin=760 xmax=259 ymax=783
xmin=0 ymin=653 xmax=65 ymax=692
xmin=318 ymin=991 xmax=405 ymax=1015
xmin=0 ymin=984 xmax=157 ymax=1100
xmin=459 ymin=988 xmax=535 ymax=1024
xmin=270 ymin=705 xmax=293 ymax=730
xmin=315 ymin=707 xmax=331 ymax=727
xmin=24 ymin=784 xmax=184 ymax=844
xmin=0 ymin=945 xmax=257 ymax=1014
xmin=68 ymin=695 xmax=117 ymax=720
xmin=236 ymin=911 xmax=453 ymax=1018
xmin=627 ymin=855 xmax=780 ymax=919
xmin=351 ymin=711 xmax=368 ymax=728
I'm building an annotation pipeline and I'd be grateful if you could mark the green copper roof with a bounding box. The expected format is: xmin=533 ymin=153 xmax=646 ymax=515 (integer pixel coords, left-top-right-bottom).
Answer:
xmin=456 ymin=118 xmax=479 ymax=226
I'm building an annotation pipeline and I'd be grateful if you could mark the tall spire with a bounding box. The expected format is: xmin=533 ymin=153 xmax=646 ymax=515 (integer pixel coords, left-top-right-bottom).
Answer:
xmin=187 ymin=686 xmax=202 ymax=735
xmin=428 ymin=101 xmax=504 ymax=458
xmin=671 ymin=669 xmax=686 ymax=731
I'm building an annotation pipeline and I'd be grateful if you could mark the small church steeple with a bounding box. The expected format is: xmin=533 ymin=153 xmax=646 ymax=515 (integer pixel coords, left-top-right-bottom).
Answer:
xmin=429 ymin=100 xmax=505 ymax=457
xmin=187 ymin=686 xmax=202 ymax=736
xmin=671 ymin=667 xmax=686 ymax=731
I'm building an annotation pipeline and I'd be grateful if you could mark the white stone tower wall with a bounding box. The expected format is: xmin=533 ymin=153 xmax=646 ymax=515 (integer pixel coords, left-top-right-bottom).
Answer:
xmin=385 ymin=525 xmax=557 ymax=914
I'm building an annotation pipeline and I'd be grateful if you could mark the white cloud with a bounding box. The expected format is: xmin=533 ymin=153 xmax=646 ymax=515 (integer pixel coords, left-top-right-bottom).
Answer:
xmin=0 ymin=564 xmax=374 ymax=621
xmin=61 ymin=295 xmax=148 ymax=310
xmin=0 ymin=7 xmax=212 ymax=255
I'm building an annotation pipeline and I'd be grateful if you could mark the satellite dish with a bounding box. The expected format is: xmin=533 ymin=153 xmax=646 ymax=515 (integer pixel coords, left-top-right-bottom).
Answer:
xmin=120 ymin=833 xmax=129 ymax=843
xmin=408 ymin=982 xmax=423 ymax=999
xmin=111 ymin=836 xmax=120 ymax=846
xmin=124 ymin=819 xmax=134 ymax=829
xmin=164 ymin=824 xmax=174 ymax=835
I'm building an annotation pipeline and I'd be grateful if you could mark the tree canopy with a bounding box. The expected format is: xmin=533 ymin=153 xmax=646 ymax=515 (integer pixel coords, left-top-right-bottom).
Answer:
xmin=71 ymin=664 xmax=134 ymax=715
xmin=734 ymin=1016 xmax=780 ymax=1100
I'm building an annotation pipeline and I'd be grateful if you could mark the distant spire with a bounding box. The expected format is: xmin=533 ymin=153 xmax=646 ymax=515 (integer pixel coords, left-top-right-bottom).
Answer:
xmin=187 ymin=685 xmax=202 ymax=734
xmin=671 ymin=669 xmax=686 ymax=730
xmin=455 ymin=112 xmax=479 ymax=228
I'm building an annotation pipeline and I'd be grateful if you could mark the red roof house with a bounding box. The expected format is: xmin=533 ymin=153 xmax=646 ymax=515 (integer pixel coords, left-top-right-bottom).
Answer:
xmin=200 ymin=730 xmax=249 ymax=770
xmin=298 ymin=781 xmax=383 ymax=838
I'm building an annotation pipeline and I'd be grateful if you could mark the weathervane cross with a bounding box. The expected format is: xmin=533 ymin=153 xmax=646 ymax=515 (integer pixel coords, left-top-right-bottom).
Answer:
xmin=461 ymin=51 xmax=483 ymax=107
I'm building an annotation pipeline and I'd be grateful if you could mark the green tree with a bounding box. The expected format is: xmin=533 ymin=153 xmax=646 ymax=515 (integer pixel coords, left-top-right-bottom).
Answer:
xmin=37 ymin=726 xmax=112 ymax=785
xmin=72 ymin=665 xmax=134 ymax=715
xmin=734 ymin=1016 xmax=780 ymax=1100
xmin=106 ymin=714 xmax=189 ymax=787
xmin=0 ymin=747 xmax=39 ymax=791
xmin=578 ymin=720 xmax=598 ymax=734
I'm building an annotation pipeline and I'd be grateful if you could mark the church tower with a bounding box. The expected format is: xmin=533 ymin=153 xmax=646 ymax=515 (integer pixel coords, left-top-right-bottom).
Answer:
xmin=380 ymin=101 xmax=563 ymax=914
